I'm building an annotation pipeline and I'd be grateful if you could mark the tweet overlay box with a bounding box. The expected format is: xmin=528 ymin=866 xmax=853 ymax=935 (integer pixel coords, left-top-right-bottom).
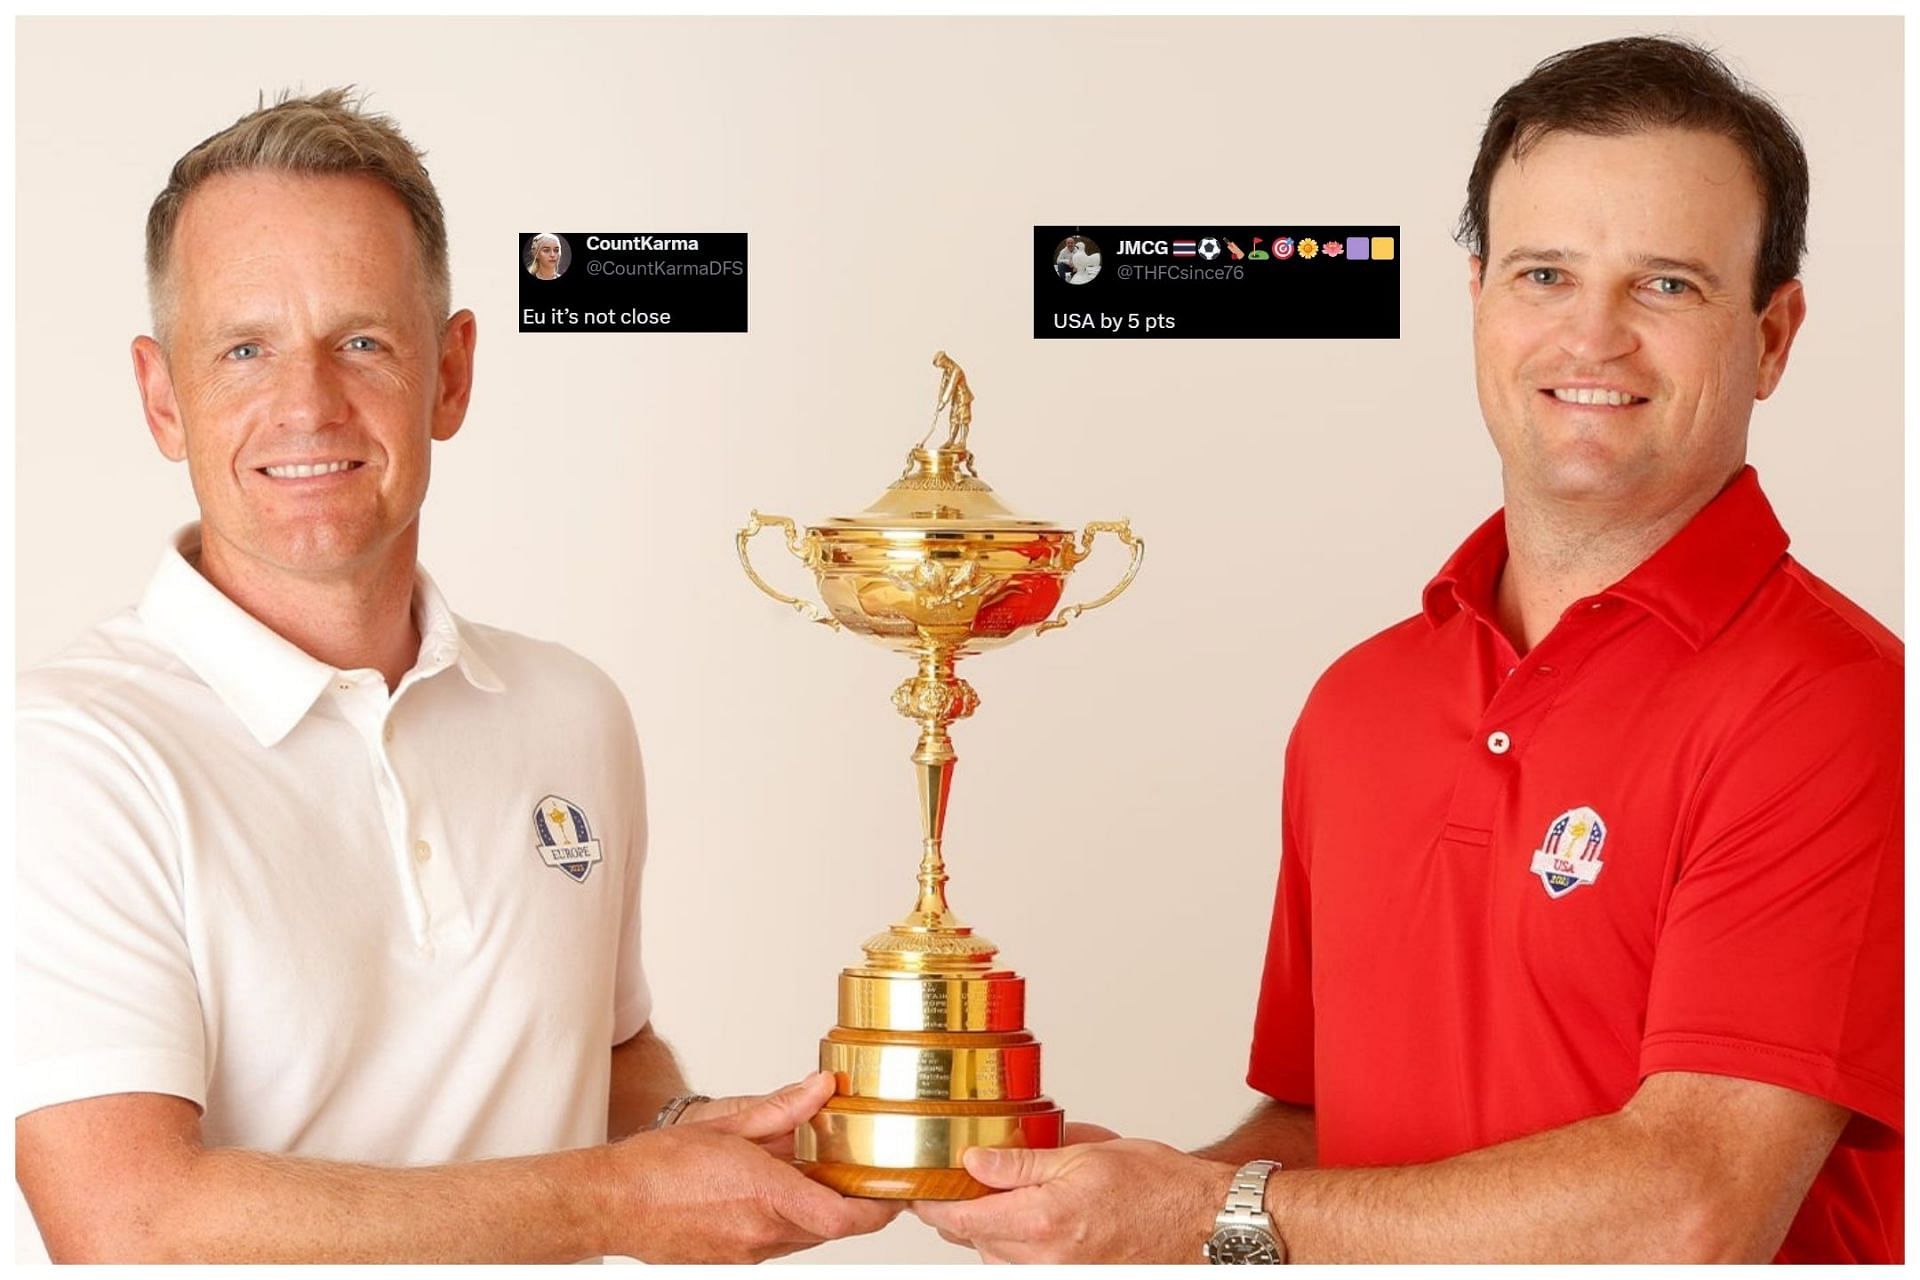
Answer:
xmin=519 ymin=232 xmax=748 ymax=333
xmin=1036 ymin=225 xmax=1399 ymax=339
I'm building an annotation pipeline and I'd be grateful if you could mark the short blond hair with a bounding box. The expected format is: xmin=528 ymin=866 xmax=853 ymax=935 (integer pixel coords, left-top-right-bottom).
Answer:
xmin=145 ymin=88 xmax=450 ymax=338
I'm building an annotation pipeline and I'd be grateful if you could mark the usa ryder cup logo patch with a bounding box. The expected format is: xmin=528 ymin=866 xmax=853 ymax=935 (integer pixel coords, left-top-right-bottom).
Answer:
xmin=533 ymin=795 xmax=603 ymax=883
xmin=1528 ymin=806 xmax=1607 ymax=899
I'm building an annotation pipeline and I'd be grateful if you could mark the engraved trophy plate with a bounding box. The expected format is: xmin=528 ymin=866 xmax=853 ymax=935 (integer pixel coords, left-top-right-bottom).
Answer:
xmin=739 ymin=353 xmax=1142 ymax=1199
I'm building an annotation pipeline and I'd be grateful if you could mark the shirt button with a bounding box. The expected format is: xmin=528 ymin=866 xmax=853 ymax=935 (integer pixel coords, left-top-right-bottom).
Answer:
xmin=414 ymin=839 xmax=433 ymax=863
xmin=336 ymin=681 xmax=352 ymax=692
xmin=1487 ymin=731 xmax=1511 ymax=754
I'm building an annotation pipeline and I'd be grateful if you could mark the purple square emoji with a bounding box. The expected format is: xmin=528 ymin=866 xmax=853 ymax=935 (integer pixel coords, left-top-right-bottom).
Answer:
xmin=1346 ymin=236 xmax=1370 ymax=261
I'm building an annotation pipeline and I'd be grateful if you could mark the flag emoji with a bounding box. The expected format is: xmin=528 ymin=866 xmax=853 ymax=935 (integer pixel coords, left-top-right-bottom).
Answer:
xmin=1172 ymin=239 xmax=1198 ymax=257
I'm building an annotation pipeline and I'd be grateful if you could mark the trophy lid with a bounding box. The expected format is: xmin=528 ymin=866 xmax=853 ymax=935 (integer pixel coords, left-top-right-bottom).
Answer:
xmin=815 ymin=353 xmax=1065 ymax=535
xmin=817 ymin=445 xmax=1063 ymax=533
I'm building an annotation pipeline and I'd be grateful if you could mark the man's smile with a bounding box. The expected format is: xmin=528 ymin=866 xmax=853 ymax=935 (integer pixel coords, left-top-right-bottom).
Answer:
xmin=1541 ymin=386 xmax=1651 ymax=409
xmin=257 ymin=459 xmax=367 ymax=480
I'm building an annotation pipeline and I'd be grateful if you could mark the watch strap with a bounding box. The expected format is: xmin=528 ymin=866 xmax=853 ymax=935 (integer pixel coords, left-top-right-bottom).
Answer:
xmin=649 ymin=1092 xmax=711 ymax=1130
xmin=1220 ymin=1159 xmax=1280 ymax=1221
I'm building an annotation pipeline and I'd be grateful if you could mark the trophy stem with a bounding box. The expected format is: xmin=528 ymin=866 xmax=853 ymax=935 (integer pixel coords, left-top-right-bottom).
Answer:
xmin=868 ymin=642 xmax=995 ymax=969
xmin=905 ymin=646 xmax=965 ymax=929
xmin=912 ymin=752 xmax=956 ymax=920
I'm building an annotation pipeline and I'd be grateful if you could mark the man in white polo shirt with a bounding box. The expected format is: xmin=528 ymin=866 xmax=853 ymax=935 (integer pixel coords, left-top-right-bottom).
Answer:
xmin=15 ymin=90 xmax=895 ymax=1263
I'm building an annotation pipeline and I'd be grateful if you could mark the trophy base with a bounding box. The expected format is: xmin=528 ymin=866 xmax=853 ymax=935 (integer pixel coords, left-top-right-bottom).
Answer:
xmin=803 ymin=1161 xmax=993 ymax=1201
xmin=795 ymin=1063 xmax=1064 ymax=1201
xmin=800 ymin=927 xmax=1062 ymax=1200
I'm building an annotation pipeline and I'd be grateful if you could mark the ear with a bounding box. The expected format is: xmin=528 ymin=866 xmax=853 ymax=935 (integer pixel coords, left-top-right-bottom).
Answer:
xmin=132 ymin=335 xmax=187 ymax=462
xmin=431 ymin=308 xmax=478 ymax=443
xmin=1467 ymin=255 xmax=1485 ymax=307
xmin=1753 ymin=279 xmax=1806 ymax=402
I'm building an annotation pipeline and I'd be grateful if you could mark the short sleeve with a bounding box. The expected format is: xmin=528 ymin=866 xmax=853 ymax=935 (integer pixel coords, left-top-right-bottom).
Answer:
xmin=1248 ymin=723 xmax=1316 ymax=1105
xmin=1641 ymin=657 xmax=1903 ymax=1143
xmin=15 ymin=714 xmax=207 ymax=1117
xmin=610 ymin=715 xmax=653 ymax=1045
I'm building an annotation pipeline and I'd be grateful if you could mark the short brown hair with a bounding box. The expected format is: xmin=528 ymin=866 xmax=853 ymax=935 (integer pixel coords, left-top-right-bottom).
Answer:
xmin=145 ymin=88 xmax=450 ymax=337
xmin=1456 ymin=36 xmax=1809 ymax=311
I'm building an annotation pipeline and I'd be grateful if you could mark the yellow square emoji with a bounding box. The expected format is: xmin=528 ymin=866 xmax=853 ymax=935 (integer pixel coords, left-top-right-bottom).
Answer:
xmin=1370 ymin=237 xmax=1396 ymax=260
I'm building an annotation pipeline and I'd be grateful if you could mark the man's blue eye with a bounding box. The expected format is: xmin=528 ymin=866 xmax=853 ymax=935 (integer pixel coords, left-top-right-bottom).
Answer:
xmin=1526 ymin=268 xmax=1561 ymax=286
xmin=1649 ymin=277 xmax=1691 ymax=296
xmin=228 ymin=343 xmax=262 ymax=360
xmin=344 ymin=336 xmax=380 ymax=351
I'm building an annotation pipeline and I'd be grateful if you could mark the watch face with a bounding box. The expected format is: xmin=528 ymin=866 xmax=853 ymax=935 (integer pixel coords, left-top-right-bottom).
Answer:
xmin=1207 ymin=1225 xmax=1282 ymax=1264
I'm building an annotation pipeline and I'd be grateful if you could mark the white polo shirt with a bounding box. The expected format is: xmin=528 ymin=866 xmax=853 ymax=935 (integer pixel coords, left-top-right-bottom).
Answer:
xmin=16 ymin=527 xmax=651 ymax=1166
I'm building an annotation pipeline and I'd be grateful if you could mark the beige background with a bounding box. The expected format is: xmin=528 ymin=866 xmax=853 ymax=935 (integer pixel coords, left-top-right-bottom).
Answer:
xmin=14 ymin=16 xmax=1903 ymax=1265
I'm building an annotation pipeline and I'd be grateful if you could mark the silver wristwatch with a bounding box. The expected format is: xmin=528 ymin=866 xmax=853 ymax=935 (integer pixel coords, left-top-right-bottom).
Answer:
xmin=1204 ymin=1159 xmax=1286 ymax=1264
xmin=649 ymin=1093 xmax=710 ymax=1130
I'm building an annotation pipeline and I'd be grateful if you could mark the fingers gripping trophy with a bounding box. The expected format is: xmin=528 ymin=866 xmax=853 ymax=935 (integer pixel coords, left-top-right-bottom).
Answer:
xmin=737 ymin=353 xmax=1143 ymax=1199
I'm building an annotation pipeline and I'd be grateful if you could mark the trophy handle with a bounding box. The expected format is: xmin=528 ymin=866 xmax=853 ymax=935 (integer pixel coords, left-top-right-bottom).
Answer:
xmin=737 ymin=510 xmax=842 ymax=630
xmin=1035 ymin=519 xmax=1144 ymax=636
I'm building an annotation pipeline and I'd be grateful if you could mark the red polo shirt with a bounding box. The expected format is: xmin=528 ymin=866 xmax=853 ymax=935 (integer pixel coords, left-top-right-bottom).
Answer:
xmin=1248 ymin=468 xmax=1902 ymax=1262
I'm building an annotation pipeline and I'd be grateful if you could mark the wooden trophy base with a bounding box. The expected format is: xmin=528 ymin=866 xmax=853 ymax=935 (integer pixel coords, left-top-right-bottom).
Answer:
xmin=803 ymin=1161 xmax=992 ymax=1201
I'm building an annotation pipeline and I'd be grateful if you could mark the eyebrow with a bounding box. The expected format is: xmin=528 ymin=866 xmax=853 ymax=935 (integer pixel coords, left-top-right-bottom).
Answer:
xmin=1494 ymin=246 xmax=1725 ymax=292
xmin=1496 ymin=247 xmax=1577 ymax=271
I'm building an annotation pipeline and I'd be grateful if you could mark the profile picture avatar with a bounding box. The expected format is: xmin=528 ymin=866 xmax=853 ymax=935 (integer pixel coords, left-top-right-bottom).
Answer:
xmin=1053 ymin=234 xmax=1101 ymax=285
xmin=526 ymin=231 xmax=570 ymax=280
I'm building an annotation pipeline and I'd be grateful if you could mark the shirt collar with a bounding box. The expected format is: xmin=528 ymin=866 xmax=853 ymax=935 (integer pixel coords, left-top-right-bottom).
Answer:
xmin=138 ymin=525 xmax=506 ymax=748
xmin=1605 ymin=467 xmax=1789 ymax=649
xmin=1421 ymin=507 xmax=1509 ymax=629
xmin=1421 ymin=466 xmax=1789 ymax=650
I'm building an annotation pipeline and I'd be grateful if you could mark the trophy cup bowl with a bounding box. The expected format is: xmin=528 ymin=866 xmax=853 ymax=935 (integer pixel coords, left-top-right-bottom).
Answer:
xmin=737 ymin=354 xmax=1142 ymax=1199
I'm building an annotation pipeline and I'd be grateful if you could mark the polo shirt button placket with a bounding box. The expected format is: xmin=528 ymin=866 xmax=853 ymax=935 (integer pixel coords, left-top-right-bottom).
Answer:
xmin=1439 ymin=619 xmax=1575 ymax=848
xmin=353 ymin=680 xmax=433 ymax=950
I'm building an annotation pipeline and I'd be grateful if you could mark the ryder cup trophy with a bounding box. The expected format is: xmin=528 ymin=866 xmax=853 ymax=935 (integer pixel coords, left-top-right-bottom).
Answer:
xmin=737 ymin=352 xmax=1143 ymax=1199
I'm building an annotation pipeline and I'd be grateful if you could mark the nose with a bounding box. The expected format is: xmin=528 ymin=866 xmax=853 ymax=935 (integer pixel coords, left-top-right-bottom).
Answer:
xmin=1555 ymin=287 xmax=1640 ymax=366
xmin=270 ymin=348 xmax=351 ymax=434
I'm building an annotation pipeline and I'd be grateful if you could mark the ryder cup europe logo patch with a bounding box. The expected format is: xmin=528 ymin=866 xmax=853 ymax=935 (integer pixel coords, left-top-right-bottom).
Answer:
xmin=533 ymin=795 xmax=603 ymax=883
xmin=1528 ymin=806 xmax=1607 ymax=899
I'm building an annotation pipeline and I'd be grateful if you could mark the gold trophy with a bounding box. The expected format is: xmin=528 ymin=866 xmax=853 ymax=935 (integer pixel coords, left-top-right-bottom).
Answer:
xmin=737 ymin=353 xmax=1142 ymax=1199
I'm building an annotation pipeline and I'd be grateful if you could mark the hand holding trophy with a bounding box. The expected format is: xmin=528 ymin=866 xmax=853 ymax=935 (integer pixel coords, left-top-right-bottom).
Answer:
xmin=738 ymin=353 xmax=1142 ymax=1199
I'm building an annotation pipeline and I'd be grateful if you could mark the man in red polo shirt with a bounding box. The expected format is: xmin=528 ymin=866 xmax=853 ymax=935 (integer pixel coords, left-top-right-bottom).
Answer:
xmin=915 ymin=36 xmax=1900 ymax=1263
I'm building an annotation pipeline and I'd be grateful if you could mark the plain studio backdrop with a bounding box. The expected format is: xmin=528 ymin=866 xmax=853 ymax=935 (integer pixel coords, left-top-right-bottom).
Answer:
xmin=14 ymin=16 xmax=1901 ymax=1266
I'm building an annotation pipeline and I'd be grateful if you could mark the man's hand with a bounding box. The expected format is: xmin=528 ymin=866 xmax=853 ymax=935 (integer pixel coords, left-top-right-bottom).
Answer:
xmin=677 ymin=1078 xmax=821 ymax=1160
xmin=612 ymin=1071 xmax=900 ymax=1263
xmin=913 ymin=1137 xmax=1235 ymax=1264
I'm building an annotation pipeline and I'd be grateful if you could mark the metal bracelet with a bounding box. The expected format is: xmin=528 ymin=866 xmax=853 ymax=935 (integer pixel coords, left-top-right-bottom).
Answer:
xmin=650 ymin=1093 xmax=711 ymax=1130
